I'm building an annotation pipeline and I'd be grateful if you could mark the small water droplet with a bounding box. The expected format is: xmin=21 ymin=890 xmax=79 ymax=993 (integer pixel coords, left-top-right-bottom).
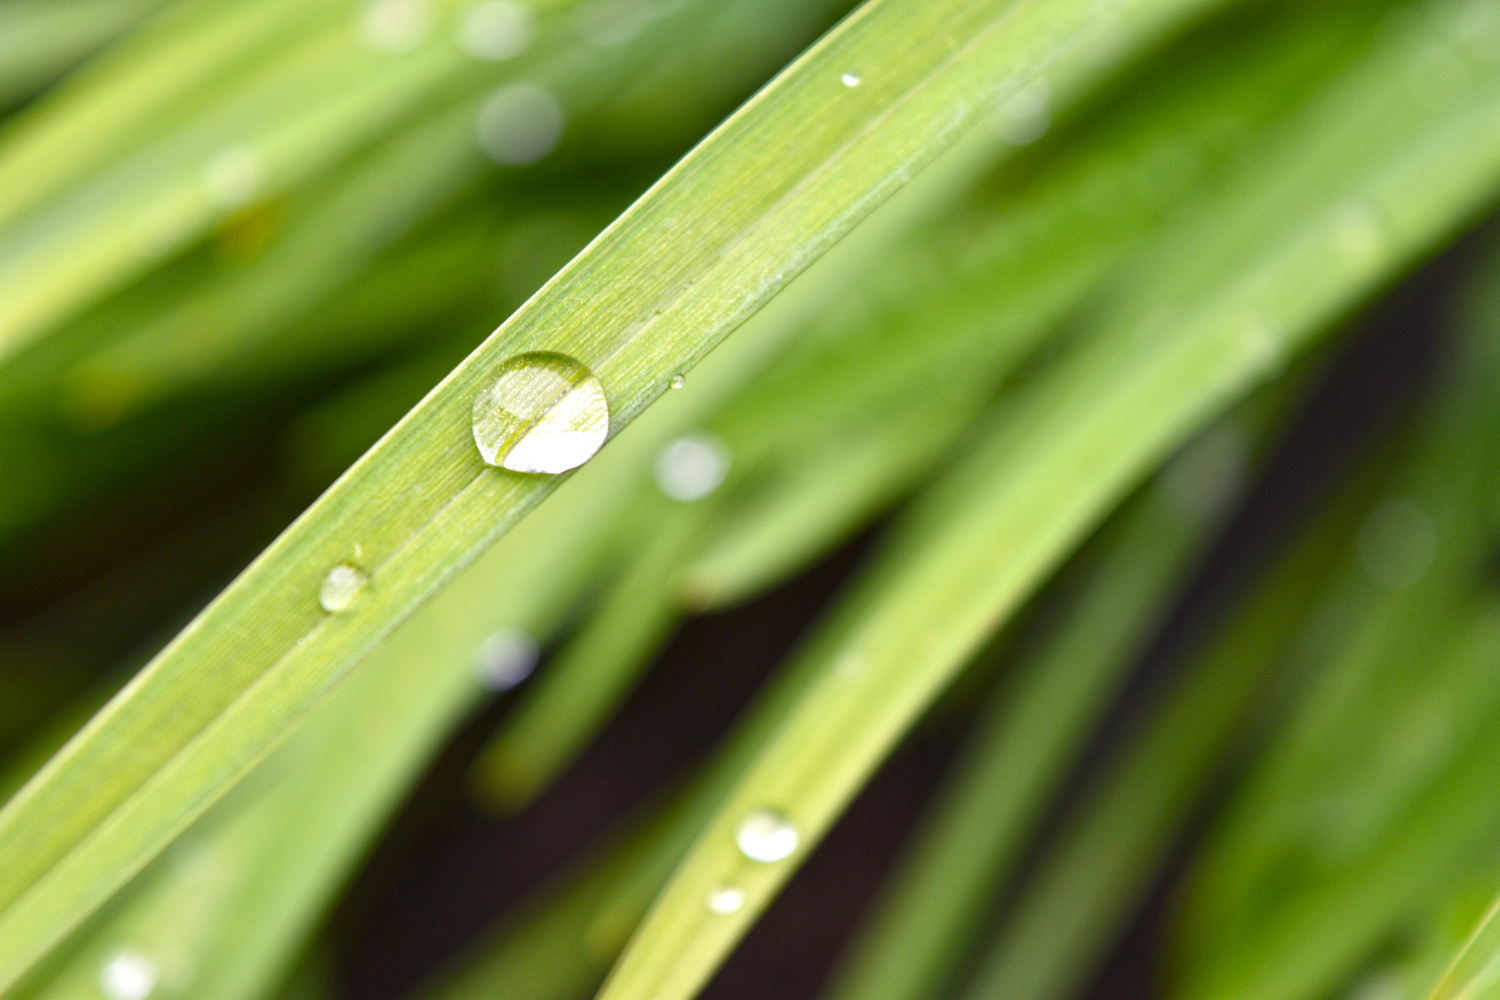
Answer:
xmin=669 ymin=373 xmax=686 ymax=389
xmin=100 ymin=949 xmax=157 ymax=1000
xmin=706 ymin=885 xmax=746 ymax=914
xmin=473 ymin=352 xmax=608 ymax=473
xmin=456 ymin=0 xmax=533 ymax=60
xmin=995 ymin=79 xmax=1051 ymax=145
xmin=654 ymin=432 xmax=730 ymax=501
xmin=473 ymin=628 xmax=540 ymax=691
xmin=1358 ymin=499 xmax=1437 ymax=588
xmin=841 ymin=72 xmax=861 ymax=87
xmin=735 ymin=808 xmax=798 ymax=862
xmin=476 ymin=82 xmax=565 ymax=165
xmin=361 ymin=0 xmax=432 ymax=52
xmin=202 ymin=147 xmax=263 ymax=210
xmin=1330 ymin=198 xmax=1387 ymax=267
xmin=319 ymin=564 xmax=369 ymax=613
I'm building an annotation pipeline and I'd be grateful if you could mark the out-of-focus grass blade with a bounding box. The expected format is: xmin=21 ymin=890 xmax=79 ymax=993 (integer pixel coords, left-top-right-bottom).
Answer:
xmin=1426 ymin=891 xmax=1500 ymax=1000
xmin=0 ymin=0 xmax=167 ymax=107
xmin=596 ymin=6 xmax=1500 ymax=996
xmin=956 ymin=468 xmax=1373 ymax=1000
xmin=821 ymin=410 xmax=1263 ymax=1000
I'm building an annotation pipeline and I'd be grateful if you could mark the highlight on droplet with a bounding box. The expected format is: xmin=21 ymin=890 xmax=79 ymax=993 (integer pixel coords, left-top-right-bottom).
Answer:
xmin=361 ymin=0 xmax=432 ymax=52
xmin=706 ymin=884 xmax=746 ymax=914
xmin=99 ymin=949 xmax=158 ymax=1000
xmin=472 ymin=351 xmax=609 ymax=473
xmin=735 ymin=808 xmax=799 ymax=863
xmin=319 ymin=563 xmax=369 ymax=613
xmin=841 ymin=71 xmax=861 ymax=87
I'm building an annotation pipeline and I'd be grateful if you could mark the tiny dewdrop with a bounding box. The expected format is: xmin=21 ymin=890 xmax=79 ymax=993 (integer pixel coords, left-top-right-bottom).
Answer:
xmin=654 ymin=432 xmax=730 ymax=502
xmin=841 ymin=71 xmax=861 ymax=87
xmin=669 ymin=373 xmax=686 ymax=389
xmin=473 ymin=627 xmax=540 ymax=691
xmin=735 ymin=808 xmax=799 ymax=863
xmin=319 ymin=564 xmax=369 ymax=613
xmin=472 ymin=352 xmax=609 ymax=473
xmin=456 ymin=0 xmax=534 ymax=61
xmin=706 ymin=885 xmax=746 ymax=914
xmin=99 ymin=950 xmax=158 ymax=1000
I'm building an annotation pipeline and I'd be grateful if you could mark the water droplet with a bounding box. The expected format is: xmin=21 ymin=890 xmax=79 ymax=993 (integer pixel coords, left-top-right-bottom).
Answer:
xmin=735 ymin=808 xmax=798 ymax=862
xmin=476 ymin=82 xmax=565 ymax=165
xmin=472 ymin=352 xmax=609 ymax=473
xmin=669 ymin=373 xmax=686 ymax=389
xmin=361 ymin=0 xmax=432 ymax=52
xmin=319 ymin=564 xmax=369 ymax=613
xmin=573 ymin=0 xmax=650 ymax=46
xmin=456 ymin=0 xmax=533 ymax=60
xmin=995 ymin=79 xmax=1051 ymax=145
xmin=706 ymin=885 xmax=746 ymax=914
xmin=654 ymin=432 xmax=730 ymax=501
xmin=100 ymin=950 xmax=157 ymax=1000
xmin=202 ymin=147 xmax=263 ymax=210
xmin=1331 ymin=198 xmax=1387 ymax=268
xmin=841 ymin=72 xmax=861 ymax=87
xmin=473 ymin=627 xmax=540 ymax=691
xmin=1358 ymin=499 xmax=1437 ymax=588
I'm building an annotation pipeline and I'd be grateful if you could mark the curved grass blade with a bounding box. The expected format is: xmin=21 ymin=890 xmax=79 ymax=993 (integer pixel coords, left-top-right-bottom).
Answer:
xmin=595 ymin=6 xmax=1500 ymax=995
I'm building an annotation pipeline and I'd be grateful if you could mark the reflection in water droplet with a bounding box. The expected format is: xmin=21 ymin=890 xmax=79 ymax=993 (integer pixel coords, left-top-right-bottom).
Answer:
xmin=735 ymin=808 xmax=799 ymax=862
xmin=202 ymin=147 xmax=263 ymax=210
xmin=841 ymin=72 xmax=861 ymax=87
xmin=995 ymin=79 xmax=1051 ymax=145
xmin=473 ymin=352 xmax=609 ymax=473
xmin=100 ymin=950 xmax=158 ymax=1000
xmin=669 ymin=374 xmax=686 ymax=389
xmin=654 ymin=433 xmax=730 ymax=501
xmin=706 ymin=885 xmax=746 ymax=914
xmin=476 ymin=82 xmax=565 ymax=165
xmin=1331 ymin=198 xmax=1387 ymax=267
xmin=1358 ymin=499 xmax=1437 ymax=589
xmin=457 ymin=0 xmax=533 ymax=60
xmin=319 ymin=564 xmax=369 ymax=613
xmin=473 ymin=627 xmax=540 ymax=691
xmin=361 ymin=0 xmax=432 ymax=52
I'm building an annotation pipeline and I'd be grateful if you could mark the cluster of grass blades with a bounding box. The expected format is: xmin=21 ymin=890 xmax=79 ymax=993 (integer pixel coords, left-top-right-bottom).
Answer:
xmin=9 ymin=0 xmax=1500 ymax=998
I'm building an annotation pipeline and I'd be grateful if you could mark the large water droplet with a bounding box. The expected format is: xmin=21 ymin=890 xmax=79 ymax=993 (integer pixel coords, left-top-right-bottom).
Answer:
xmin=473 ymin=627 xmax=540 ymax=691
xmin=319 ymin=564 xmax=369 ymax=613
xmin=654 ymin=432 xmax=730 ymax=501
xmin=706 ymin=885 xmax=746 ymax=914
xmin=472 ymin=352 xmax=609 ymax=473
xmin=735 ymin=808 xmax=798 ymax=862
xmin=456 ymin=0 xmax=533 ymax=60
xmin=100 ymin=950 xmax=158 ymax=1000
xmin=476 ymin=82 xmax=565 ymax=165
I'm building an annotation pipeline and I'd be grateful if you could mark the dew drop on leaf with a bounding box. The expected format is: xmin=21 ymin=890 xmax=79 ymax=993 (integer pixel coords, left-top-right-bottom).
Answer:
xmin=841 ymin=72 xmax=861 ymax=87
xmin=735 ymin=808 xmax=799 ymax=862
xmin=473 ymin=627 xmax=540 ymax=691
xmin=319 ymin=564 xmax=369 ymax=613
xmin=669 ymin=373 xmax=686 ymax=389
xmin=472 ymin=352 xmax=609 ymax=473
xmin=706 ymin=885 xmax=746 ymax=914
xmin=654 ymin=432 xmax=730 ymax=501
xmin=99 ymin=949 xmax=157 ymax=1000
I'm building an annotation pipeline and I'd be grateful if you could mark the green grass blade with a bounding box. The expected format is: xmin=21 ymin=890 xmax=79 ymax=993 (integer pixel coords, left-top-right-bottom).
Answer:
xmin=594 ymin=8 xmax=1500 ymax=995
xmin=1427 ymin=892 xmax=1500 ymax=1000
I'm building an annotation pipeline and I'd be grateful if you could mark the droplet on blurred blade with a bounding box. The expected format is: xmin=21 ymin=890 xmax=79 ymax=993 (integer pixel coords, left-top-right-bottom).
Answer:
xmin=476 ymin=82 xmax=565 ymax=165
xmin=473 ymin=628 xmax=540 ymax=691
xmin=202 ymin=147 xmax=263 ymax=210
xmin=995 ymin=78 xmax=1051 ymax=145
xmin=706 ymin=885 xmax=746 ymax=914
xmin=472 ymin=352 xmax=609 ymax=473
xmin=457 ymin=0 xmax=534 ymax=61
xmin=654 ymin=432 xmax=730 ymax=501
xmin=1358 ymin=499 xmax=1438 ymax=588
xmin=319 ymin=564 xmax=369 ymax=613
xmin=100 ymin=950 xmax=157 ymax=1000
xmin=669 ymin=373 xmax=686 ymax=389
xmin=841 ymin=72 xmax=861 ymax=87
xmin=735 ymin=809 xmax=799 ymax=862
xmin=361 ymin=0 xmax=432 ymax=52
